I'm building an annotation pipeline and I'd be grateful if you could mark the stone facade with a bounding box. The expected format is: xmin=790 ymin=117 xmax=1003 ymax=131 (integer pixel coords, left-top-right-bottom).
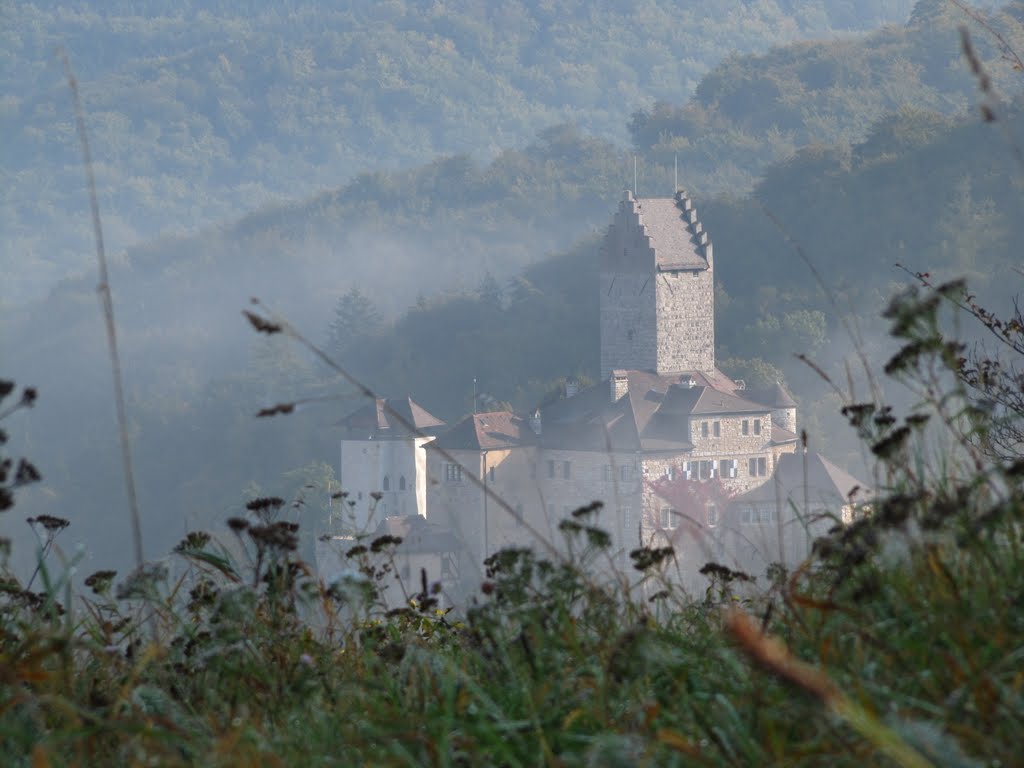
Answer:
xmin=600 ymin=191 xmax=715 ymax=378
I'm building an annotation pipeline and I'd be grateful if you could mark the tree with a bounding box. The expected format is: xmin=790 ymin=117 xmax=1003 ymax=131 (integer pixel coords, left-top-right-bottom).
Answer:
xmin=325 ymin=286 xmax=383 ymax=363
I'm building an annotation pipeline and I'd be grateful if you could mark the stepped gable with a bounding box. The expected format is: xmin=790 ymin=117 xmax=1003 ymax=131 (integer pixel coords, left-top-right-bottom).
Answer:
xmin=745 ymin=381 xmax=798 ymax=409
xmin=431 ymin=412 xmax=530 ymax=451
xmin=733 ymin=451 xmax=871 ymax=507
xmin=538 ymin=369 xmax=767 ymax=453
xmin=634 ymin=194 xmax=712 ymax=272
xmin=338 ymin=396 xmax=445 ymax=439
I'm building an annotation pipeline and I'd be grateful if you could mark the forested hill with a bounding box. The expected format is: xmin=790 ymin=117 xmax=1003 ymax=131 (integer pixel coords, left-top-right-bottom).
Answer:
xmin=4 ymin=0 xmax=1024 ymax=573
xmin=4 ymin=0 xmax=916 ymax=300
xmin=628 ymin=0 xmax=1024 ymax=193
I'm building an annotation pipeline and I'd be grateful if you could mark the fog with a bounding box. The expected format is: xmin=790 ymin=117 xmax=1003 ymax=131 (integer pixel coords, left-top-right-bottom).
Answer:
xmin=3 ymin=0 xmax=1023 ymax=581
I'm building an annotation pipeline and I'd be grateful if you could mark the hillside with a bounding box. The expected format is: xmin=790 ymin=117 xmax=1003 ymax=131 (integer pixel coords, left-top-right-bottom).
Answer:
xmin=3 ymin=0 xmax=918 ymax=301
xmin=629 ymin=0 xmax=1024 ymax=192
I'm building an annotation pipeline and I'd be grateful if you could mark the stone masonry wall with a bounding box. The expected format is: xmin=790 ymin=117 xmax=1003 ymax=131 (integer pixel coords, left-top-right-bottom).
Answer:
xmin=655 ymin=268 xmax=715 ymax=374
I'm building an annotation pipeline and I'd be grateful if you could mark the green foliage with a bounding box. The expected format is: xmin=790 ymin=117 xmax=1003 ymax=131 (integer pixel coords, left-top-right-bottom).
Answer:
xmin=628 ymin=1 xmax=1021 ymax=194
xmin=3 ymin=0 xmax=911 ymax=300
xmin=4 ymin=279 xmax=1024 ymax=764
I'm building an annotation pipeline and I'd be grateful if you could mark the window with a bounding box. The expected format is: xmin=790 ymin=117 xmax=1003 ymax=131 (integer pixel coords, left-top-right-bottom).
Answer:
xmin=739 ymin=506 xmax=777 ymax=525
xmin=444 ymin=463 xmax=462 ymax=482
xmin=713 ymin=421 xmax=721 ymax=437
xmin=547 ymin=460 xmax=555 ymax=479
xmin=400 ymin=563 xmax=410 ymax=579
xmin=382 ymin=475 xmax=390 ymax=491
xmin=515 ymin=503 xmax=524 ymax=527
xmin=664 ymin=465 xmax=675 ymax=482
xmin=530 ymin=462 xmax=537 ymax=480
xmin=701 ymin=421 xmax=709 ymax=438
xmin=620 ymin=465 xmax=633 ymax=482
xmin=488 ymin=466 xmax=496 ymax=482
xmin=620 ymin=508 xmax=632 ymax=537
xmin=399 ymin=475 xmax=406 ymax=491
xmin=698 ymin=460 xmax=713 ymax=480
xmin=754 ymin=419 xmax=762 ymax=436
xmin=602 ymin=465 xmax=613 ymax=482
xmin=742 ymin=419 xmax=749 ymax=435
xmin=758 ymin=457 xmax=767 ymax=476
xmin=660 ymin=507 xmax=678 ymax=530
xmin=563 ymin=461 xmax=571 ymax=480
xmin=707 ymin=503 xmax=719 ymax=528
xmin=727 ymin=459 xmax=738 ymax=478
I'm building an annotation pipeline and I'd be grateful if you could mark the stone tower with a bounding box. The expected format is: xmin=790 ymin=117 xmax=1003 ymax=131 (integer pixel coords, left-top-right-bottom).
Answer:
xmin=599 ymin=190 xmax=715 ymax=378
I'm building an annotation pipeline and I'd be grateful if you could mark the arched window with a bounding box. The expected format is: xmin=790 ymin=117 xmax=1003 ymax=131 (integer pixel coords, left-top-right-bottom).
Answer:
xmin=382 ymin=475 xmax=390 ymax=491
xmin=399 ymin=475 xmax=406 ymax=491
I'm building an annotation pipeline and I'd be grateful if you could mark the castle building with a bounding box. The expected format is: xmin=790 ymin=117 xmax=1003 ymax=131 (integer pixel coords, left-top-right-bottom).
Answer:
xmin=336 ymin=397 xmax=445 ymax=529
xmin=327 ymin=190 xmax=867 ymax=600
xmin=426 ymin=190 xmax=813 ymax=594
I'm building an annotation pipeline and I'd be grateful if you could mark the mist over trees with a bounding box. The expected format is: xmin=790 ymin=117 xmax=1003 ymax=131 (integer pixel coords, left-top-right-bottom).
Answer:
xmin=3 ymin=0 xmax=1023 ymax=576
xmin=3 ymin=0 xmax=919 ymax=301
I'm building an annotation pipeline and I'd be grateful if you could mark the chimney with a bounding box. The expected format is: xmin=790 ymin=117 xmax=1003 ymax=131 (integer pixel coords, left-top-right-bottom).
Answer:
xmin=529 ymin=409 xmax=542 ymax=435
xmin=565 ymin=377 xmax=579 ymax=399
xmin=611 ymin=370 xmax=629 ymax=402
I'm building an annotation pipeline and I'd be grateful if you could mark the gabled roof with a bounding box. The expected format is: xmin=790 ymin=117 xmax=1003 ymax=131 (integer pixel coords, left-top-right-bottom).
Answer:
xmin=338 ymin=396 xmax=445 ymax=439
xmin=431 ymin=411 xmax=530 ymax=451
xmin=745 ymin=381 xmax=798 ymax=409
xmin=733 ymin=451 xmax=871 ymax=508
xmin=770 ymin=425 xmax=800 ymax=445
xmin=634 ymin=197 xmax=709 ymax=271
xmin=538 ymin=369 xmax=770 ymax=453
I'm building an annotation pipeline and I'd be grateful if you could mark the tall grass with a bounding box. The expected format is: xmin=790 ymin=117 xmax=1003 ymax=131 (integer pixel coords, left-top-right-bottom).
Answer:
xmin=1 ymin=274 xmax=1023 ymax=765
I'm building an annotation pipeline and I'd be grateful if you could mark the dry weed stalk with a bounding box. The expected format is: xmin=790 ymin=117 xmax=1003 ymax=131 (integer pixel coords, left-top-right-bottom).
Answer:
xmin=61 ymin=52 xmax=144 ymax=571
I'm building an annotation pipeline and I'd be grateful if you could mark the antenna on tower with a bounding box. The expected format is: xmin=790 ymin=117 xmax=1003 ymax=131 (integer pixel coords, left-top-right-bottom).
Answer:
xmin=633 ymin=155 xmax=637 ymax=196
xmin=674 ymin=153 xmax=678 ymax=193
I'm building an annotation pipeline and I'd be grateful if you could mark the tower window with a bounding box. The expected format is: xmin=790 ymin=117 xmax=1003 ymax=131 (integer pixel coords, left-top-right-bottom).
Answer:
xmin=382 ymin=475 xmax=390 ymax=491
xmin=660 ymin=507 xmax=678 ymax=530
xmin=399 ymin=475 xmax=406 ymax=491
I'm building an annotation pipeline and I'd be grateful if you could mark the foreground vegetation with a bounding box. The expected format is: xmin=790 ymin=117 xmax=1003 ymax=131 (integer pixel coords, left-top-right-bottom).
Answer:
xmin=2 ymin=276 xmax=1022 ymax=765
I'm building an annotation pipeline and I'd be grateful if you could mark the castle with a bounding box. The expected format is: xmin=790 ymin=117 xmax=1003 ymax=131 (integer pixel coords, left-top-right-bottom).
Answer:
xmin=320 ymin=190 xmax=868 ymax=602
